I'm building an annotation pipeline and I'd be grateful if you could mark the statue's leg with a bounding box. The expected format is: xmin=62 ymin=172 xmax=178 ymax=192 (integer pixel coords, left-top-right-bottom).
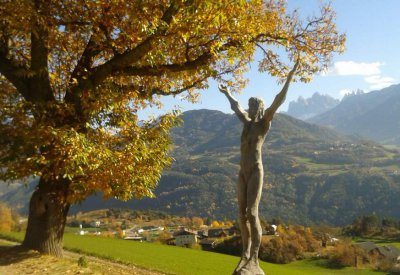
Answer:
xmin=240 ymin=167 xmax=265 ymax=275
xmin=233 ymin=172 xmax=251 ymax=274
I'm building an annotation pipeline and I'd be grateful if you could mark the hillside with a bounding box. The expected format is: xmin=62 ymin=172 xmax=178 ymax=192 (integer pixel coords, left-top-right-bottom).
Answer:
xmin=2 ymin=110 xmax=400 ymax=225
xmin=285 ymin=92 xmax=340 ymax=120
xmin=309 ymin=84 xmax=400 ymax=145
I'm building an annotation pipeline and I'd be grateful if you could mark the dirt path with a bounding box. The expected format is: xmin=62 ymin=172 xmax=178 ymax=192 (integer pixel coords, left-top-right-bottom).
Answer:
xmin=0 ymin=239 xmax=165 ymax=275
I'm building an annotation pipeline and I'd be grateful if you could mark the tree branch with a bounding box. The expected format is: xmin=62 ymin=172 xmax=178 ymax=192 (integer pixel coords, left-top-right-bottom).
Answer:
xmin=76 ymin=1 xmax=181 ymax=91
xmin=114 ymin=52 xmax=212 ymax=77
xmin=264 ymin=60 xmax=299 ymax=120
xmin=0 ymin=51 xmax=30 ymax=98
xmin=113 ymin=38 xmax=241 ymax=78
xmin=54 ymin=20 xmax=90 ymax=27
xmin=141 ymin=67 xmax=238 ymax=98
xmin=65 ymin=34 xmax=101 ymax=104
xmin=0 ymin=28 xmax=31 ymax=97
xmin=29 ymin=0 xmax=54 ymax=102
xmin=253 ymin=33 xmax=288 ymax=44
xmin=148 ymin=76 xmax=208 ymax=97
xmin=99 ymin=23 xmax=119 ymax=55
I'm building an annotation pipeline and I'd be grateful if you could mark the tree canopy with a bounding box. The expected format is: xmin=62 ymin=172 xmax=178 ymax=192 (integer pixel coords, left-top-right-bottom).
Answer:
xmin=0 ymin=0 xmax=345 ymax=203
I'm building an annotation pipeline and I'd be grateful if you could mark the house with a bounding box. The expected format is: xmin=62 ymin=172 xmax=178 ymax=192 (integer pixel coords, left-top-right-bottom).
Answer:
xmin=166 ymin=238 xmax=176 ymax=246
xmin=199 ymin=239 xmax=218 ymax=251
xmin=355 ymin=242 xmax=400 ymax=265
xmin=227 ymin=226 xmax=240 ymax=236
xmin=265 ymin=224 xmax=277 ymax=235
xmin=142 ymin=225 xmax=165 ymax=232
xmin=174 ymin=229 xmax=198 ymax=247
xmin=131 ymin=225 xmax=165 ymax=234
xmin=90 ymin=220 xmax=101 ymax=227
xmin=197 ymin=230 xmax=208 ymax=239
xmin=124 ymin=236 xmax=145 ymax=242
xmin=207 ymin=228 xmax=228 ymax=238
xmin=370 ymin=245 xmax=400 ymax=263
xmin=356 ymin=241 xmax=377 ymax=252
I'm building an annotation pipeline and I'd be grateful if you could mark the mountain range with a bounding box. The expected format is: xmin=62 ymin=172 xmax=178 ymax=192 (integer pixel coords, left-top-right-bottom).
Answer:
xmin=308 ymin=84 xmax=400 ymax=145
xmin=285 ymin=84 xmax=400 ymax=145
xmin=2 ymin=110 xmax=400 ymax=226
xmin=285 ymin=92 xmax=340 ymax=120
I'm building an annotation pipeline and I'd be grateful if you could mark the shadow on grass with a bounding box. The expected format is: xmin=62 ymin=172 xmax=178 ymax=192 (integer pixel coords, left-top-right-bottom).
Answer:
xmin=0 ymin=245 xmax=40 ymax=266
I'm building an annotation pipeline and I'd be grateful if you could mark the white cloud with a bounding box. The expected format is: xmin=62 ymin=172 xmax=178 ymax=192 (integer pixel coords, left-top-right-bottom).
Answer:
xmin=364 ymin=75 xmax=395 ymax=90
xmin=331 ymin=61 xmax=383 ymax=76
xmin=324 ymin=60 xmax=396 ymax=92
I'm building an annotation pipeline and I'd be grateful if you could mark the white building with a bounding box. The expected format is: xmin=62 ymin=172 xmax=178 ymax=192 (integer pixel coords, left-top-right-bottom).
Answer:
xmin=174 ymin=229 xmax=198 ymax=247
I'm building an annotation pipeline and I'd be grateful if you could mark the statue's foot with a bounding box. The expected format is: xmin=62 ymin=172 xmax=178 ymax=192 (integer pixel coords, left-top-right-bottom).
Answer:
xmin=238 ymin=258 xmax=265 ymax=275
xmin=232 ymin=257 xmax=249 ymax=275
xmin=234 ymin=267 xmax=264 ymax=275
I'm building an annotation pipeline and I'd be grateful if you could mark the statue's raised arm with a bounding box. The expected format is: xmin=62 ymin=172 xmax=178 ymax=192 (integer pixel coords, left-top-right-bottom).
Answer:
xmin=263 ymin=60 xmax=300 ymax=123
xmin=219 ymin=84 xmax=250 ymax=123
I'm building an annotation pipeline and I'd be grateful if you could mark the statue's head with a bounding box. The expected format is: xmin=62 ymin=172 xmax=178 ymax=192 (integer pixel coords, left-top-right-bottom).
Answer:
xmin=248 ymin=97 xmax=265 ymax=121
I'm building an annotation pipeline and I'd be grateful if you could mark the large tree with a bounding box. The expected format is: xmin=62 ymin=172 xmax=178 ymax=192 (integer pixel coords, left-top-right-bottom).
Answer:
xmin=0 ymin=0 xmax=344 ymax=256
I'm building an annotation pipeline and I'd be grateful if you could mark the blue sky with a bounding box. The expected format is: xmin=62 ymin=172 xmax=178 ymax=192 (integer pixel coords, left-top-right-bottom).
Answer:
xmin=142 ymin=0 xmax=400 ymax=118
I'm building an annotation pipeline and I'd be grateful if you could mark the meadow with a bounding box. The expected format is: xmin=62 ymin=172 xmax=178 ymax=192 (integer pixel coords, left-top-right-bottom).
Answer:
xmin=0 ymin=231 xmax=383 ymax=275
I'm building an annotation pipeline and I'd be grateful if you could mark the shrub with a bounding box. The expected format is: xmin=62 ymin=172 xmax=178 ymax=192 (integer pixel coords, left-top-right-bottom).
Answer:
xmin=188 ymin=242 xmax=203 ymax=250
xmin=213 ymin=236 xmax=241 ymax=256
xmin=77 ymin=256 xmax=88 ymax=268
xmin=375 ymin=259 xmax=395 ymax=273
xmin=0 ymin=203 xmax=14 ymax=232
xmin=326 ymin=239 xmax=366 ymax=268
xmin=156 ymin=231 xmax=173 ymax=244
xmin=100 ymin=231 xmax=115 ymax=238
xmin=259 ymin=225 xmax=320 ymax=263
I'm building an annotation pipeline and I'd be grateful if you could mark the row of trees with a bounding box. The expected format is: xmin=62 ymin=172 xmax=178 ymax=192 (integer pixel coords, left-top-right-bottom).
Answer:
xmin=343 ymin=214 xmax=400 ymax=237
xmin=0 ymin=0 xmax=344 ymax=256
xmin=210 ymin=224 xmax=320 ymax=263
xmin=69 ymin=208 xmax=235 ymax=229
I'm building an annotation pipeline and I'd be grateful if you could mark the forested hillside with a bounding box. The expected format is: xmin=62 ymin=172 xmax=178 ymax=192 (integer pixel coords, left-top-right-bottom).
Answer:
xmin=2 ymin=110 xmax=400 ymax=225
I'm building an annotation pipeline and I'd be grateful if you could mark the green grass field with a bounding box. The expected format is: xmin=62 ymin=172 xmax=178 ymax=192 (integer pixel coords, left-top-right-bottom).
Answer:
xmin=0 ymin=231 xmax=383 ymax=275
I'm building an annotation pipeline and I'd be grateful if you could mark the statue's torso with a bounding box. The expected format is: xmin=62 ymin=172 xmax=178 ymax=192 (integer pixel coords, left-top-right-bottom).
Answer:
xmin=240 ymin=119 xmax=270 ymax=173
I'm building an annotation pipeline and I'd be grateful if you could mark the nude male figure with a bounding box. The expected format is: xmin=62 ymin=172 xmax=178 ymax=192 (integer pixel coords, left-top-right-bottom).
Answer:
xmin=219 ymin=62 xmax=298 ymax=275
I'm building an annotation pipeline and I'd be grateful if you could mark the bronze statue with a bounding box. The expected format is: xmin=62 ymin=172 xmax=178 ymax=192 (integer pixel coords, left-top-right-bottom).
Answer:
xmin=219 ymin=62 xmax=298 ymax=275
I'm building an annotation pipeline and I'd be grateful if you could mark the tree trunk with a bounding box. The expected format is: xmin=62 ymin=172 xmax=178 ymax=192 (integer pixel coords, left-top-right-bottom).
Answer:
xmin=22 ymin=177 xmax=71 ymax=257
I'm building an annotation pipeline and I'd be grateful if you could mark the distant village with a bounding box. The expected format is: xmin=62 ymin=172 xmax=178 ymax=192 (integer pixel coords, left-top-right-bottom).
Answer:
xmin=67 ymin=209 xmax=278 ymax=250
xmin=71 ymin=214 xmax=243 ymax=250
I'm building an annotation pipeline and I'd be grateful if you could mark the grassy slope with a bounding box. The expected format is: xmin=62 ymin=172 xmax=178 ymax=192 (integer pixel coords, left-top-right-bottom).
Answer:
xmin=0 ymin=231 xmax=381 ymax=275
